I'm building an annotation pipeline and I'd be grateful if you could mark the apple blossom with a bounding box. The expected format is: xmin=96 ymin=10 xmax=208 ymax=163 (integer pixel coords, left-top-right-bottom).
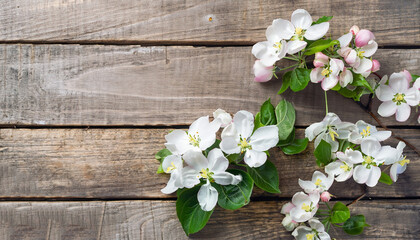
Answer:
xmin=339 ymin=67 xmax=353 ymax=87
xmin=376 ymin=72 xmax=420 ymax=122
xmin=252 ymin=29 xmax=288 ymax=66
xmin=213 ymin=109 xmax=232 ymax=128
xmin=352 ymin=138 xmax=399 ymax=187
xmin=320 ymin=192 xmax=331 ymax=202
xmin=350 ymin=25 xmax=360 ymax=35
xmin=390 ymin=141 xmax=410 ymax=182
xmin=165 ymin=116 xmax=221 ymax=155
xmin=298 ymin=171 xmax=334 ymax=194
xmin=181 ymin=149 xmax=242 ymax=211
xmin=253 ymin=60 xmax=275 ymax=82
xmin=282 ymin=214 xmax=299 ymax=231
xmin=266 ymin=9 xmax=329 ymax=54
xmin=310 ymin=58 xmax=344 ymax=90
xmin=161 ymin=155 xmax=184 ymax=194
xmin=348 ymin=120 xmax=391 ymax=144
xmin=220 ymin=110 xmax=279 ymax=167
xmin=292 ymin=218 xmax=331 ymax=240
xmin=305 ymin=113 xmax=356 ymax=152
xmin=371 ymin=59 xmax=380 ymax=72
xmin=289 ymin=191 xmax=320 ymax=222
xmin=325 ymin=150 xmax=356 ymax=182
xmin=355 ymin=29 xmax=375 ymax=48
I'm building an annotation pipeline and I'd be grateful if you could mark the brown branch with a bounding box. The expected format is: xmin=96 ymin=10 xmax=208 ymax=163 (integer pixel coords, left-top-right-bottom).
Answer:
xmin=346 ymin=192 xmax=367 ymax=207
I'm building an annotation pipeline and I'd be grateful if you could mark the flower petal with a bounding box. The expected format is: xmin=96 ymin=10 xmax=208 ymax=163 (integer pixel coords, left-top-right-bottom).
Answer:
xmin=395 ymin=103 xmax=411 ymax=122
xmin=339 ymin=67 xmax=353 ymax=87
xmin=233 ymin=110 xmax=254 ymax=139
xmin=244 ymin=149 xmax=267 ymax=168
xmin=310 ymin=67 xmax=324 ymax=83
xmin=304 ymin=22 xmax=329 ymax=40
xmin=162 ymin=155 xmax=183 ymax=173
xmin=281 ymin=202 xmax=296 ymax=214
xmin=291 ymin=9 xmax=312 ymax=29
xmin=298 ymin=179 xmax=317 ymax=194
xmin=338 ymin=33 xmax=352 ymax=47
xmin=353 ymin=58 xmax=372 ymax=75
xmin=207 ymin=148 xmax=229 ymax=172
xmin=198 ymin=181 xmax=218 ymax=211
xmin=269 ymin=19 xmax=295 ymax=40
xmin=376 ymin=85 xmax=395 ymax=102
xmin=213 ymin=172 xmax=242 ymax=185
xmin=249 ymin=125 xmax=279 ymax=151
xmin=321 ymin=75 xmax=339 ymax=91
xmin=404 ymin=87 xmax=420 ymax=106
xmin=305 ymin=122 xmax=325 ymax=141
xmin=378 ymin=101 xmax=397 ymax=117
xmin=370 ymin=131 xmax=392 ymax=142
xmin=365 ymin=166 xmax=381 ymax=187
xmin=389 ymin=72 xmax=409 ymax=93
xmin=252 ymin=41 xmax=270 ymax=59
xmin=353 ymin=165 xmax=370 ymax=184
xmin=361 ymin=40 xmax=378 ymax=57
xmin=161 ymin=173 xmax=179 ymax=194
xmin=182 ymin=167 xmax=201 ymax=188
xmin=287 ymin=40 xmax=307 ymax=54
xmin=183 ymin=150 xmax=208 ymax=171
xmin=361 ymin=138 xmax=381 ymax=157
xmin=220 ymin=136 xmax=241 ymax=154
xmin=164 ymin=130 xmax=191 ymax=155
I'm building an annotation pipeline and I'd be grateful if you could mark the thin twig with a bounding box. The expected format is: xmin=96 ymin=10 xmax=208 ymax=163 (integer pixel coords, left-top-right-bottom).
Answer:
xmin=346 ymin=192 xmax=366 ymax=207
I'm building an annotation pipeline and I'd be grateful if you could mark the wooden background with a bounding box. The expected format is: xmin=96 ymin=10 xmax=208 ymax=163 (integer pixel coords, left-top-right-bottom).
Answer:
xmin=0 ymin=0 xmax=419 ymax=239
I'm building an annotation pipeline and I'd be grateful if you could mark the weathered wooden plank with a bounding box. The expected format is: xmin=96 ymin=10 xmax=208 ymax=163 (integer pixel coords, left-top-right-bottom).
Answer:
xmin=0 ymin=0 xmax=418 ymax=46
xmin=0 ymin=200 xmax=418 ymax=239
xmin=0 ymin=128 xmax=418 ymax=199
xmin=0 ymin=45 xmax=418 ymax=126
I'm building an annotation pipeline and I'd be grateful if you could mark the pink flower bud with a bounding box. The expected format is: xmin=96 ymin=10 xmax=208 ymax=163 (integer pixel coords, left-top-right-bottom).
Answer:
xmin=355 ymin=29 xmax=375 ymax=48
xmin=313 ymin=52 xmax=329 ymax=68
xmin=402 ymin=69 xmax=412 ymax=83
xmin=349 ymin=25 xmax=360 ymax=35
xmin=371 ymin=59 xmax=380 ymax=72
xmin=253 ymin=60 xmax=274 ymax=82
xmin=320 ymin=192 xmax=331 ymax=202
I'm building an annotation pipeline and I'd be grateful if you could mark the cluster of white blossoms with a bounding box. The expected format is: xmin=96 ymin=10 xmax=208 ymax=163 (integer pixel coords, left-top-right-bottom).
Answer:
xmin=281 ymin=113 xmax=410 ymax=239
xmin=161 ymin=109 xmax=279 ymax=211
xmin=376 ymin=70 xmax=420 ymax=122
xmin=252 ymin=9 xmax=330 ymax=82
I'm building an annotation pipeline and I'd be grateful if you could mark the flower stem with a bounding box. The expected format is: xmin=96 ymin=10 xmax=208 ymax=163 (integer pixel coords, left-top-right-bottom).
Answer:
xmin=283 ymin=56 xmax=299 ymax=61
xmin=324 ymin=91 xmax=329 ymax=115
xmin=278 ymin=64 xmax=299 ymax=72
xmin=324 ymin=202 xmax=331 ymax=211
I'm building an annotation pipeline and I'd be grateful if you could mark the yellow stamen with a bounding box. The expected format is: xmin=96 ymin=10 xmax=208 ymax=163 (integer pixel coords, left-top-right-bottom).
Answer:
xmin=395 ymin=93 xmax=404 ymax=102
xmin=188 ymin=134 xmax=200 ymax=147
xmin=328 ymin=127 xmax=339 ymax=141
xmin=200 ymin=168 xmax=209 ymax=179
xmin=315 ymin=178 xmax=322 ymax=186
xmin=340 ymin=164 xmax=350 ymax=172
xmin=239 ymin=138 xmax=251 ymax=153
xmin=364 ymin=156 xmax=373 ymax=164
xmin=165 ymin=162 xmax=176 ymax=173
xmin=306 ymin=233 xmax=315 ymax=240
xmin=360 ymin=126 xmax=371 ymax=137
xmin=399 ymin=156 xmax=410 ymax=166
xmin=357 ymin=50 xmax=365 ymax=58
xmin=273 ymin=41 xmax=282 ymax=49
xmin=295 ymin=27 xmax=303 ymax=35
xmin=301 ymin=203 xmax=311 ymax=212
xmin=321 ymin=68 xmax=332 ymax=76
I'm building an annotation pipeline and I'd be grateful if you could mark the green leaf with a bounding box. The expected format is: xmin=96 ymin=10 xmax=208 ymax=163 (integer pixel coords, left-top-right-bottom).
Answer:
xmin=330 ymin=202 xmax=351 ymax=224
xmin=260 ymin=99 xmax=276 ymax=125
xmin=352 ymin=87 xmax=368 ymax=102
xmin=351 ymin=73 xmax=374 ymax=93
xmin=246 ymin=160 xmax=280 ymax=194
xmin=331 ymin=83 xmax=341 ymax=91
xmin=275 ymin=100 xmax=296 ymax=141
xmin=254 ymin=112 xmax=265 ymax=132
xmin=379 ymin=172 xmax=393 ymax=185
xmin=227 ymin=153 xmax=244 ymax=164
xmin=277 ymin=127 xmax=295 ymax=147
xmin=314 ymin=140 xmax=332 ymax=167
xmin=337 ymin=87 xmax=357 ymax=98
xmin=278 ymin=71 xmax=292 ymax=94
xmin=290 ymin=68 xmax=311 ymax=92
xmin=212 ymin=169 xmax=254 ymax=210
xmin=155 ymin=149 xmax=172 ymax=173
xmin=312 ymin=16 xmax=333 ymax=25
xmin=304 ymin=39 xmax=339 ymax=55
xmin=204 ymin=139 xmax=221 ymax=156
xmin=281 ymin=138 xmax=309 ymax=155
xmin=411 ymin=74 xmax=419 ymax=82
xmin=343 ymin=215 xmax=370 ymax=235
xmin=176 ymin=185 xmax=214 ymax=236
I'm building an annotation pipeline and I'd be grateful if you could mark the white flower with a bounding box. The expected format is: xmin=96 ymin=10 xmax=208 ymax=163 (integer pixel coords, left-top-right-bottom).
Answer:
xmin=161 ymin=155 xmax=184 ymax=194
xmin=252 ymin=32 xmax=288 ymax=66
xmin=253 ymin=60 xmax=275 ymax=82
xmin=181 ymin=149 xmax=242 ymax=211
xmin=213 ymin=109 xmax=232 ymax=128
xmin=325 ymin=149 xmax=357 ymax=182
xmin=348 ymin=120 xmax=391 ymax=144
xmin=305 ymin=113 xmax=356 ymax=152
xmin=310 ymin=58 xmax=344 ymax=90
xmin=390 ymin=141 xmax=410 ymax=182
xmin=164 ymin=116 xmax=221 ymax=155
xmin=282 ymin=214 xmax=299 ymax=231
xmin=376 ymin=72 xmax=420 ymax=122
xmin=292 ymin=218 xmax=331 ymax=240
xmin=289 ymin=191 xmax=320 ymax=222
xmin=351 ymin=138 xmax=399 ymax=187
xmin=220 ymin=111 xmax=279 ymax=167
xmin=298 ymin=171 xmax=334 ymax=194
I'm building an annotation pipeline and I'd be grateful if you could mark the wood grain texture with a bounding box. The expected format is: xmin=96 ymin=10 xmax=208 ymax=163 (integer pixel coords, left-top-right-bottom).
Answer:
xmin=0 ymin=128 xmax=418 ymax=199
xmin=0 ymin=44 xmax=418 ymax=126
xmin=0 ymin=0 xmax=418 ymax=46
xmin=0 ymin=200 xmax=419 ymax=240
